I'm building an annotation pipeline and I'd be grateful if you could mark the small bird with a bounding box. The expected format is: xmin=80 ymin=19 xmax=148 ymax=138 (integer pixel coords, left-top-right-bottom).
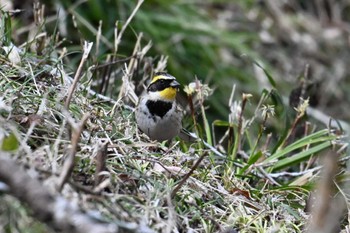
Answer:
xmin=135 ymin=72 xmax=183 ymax=141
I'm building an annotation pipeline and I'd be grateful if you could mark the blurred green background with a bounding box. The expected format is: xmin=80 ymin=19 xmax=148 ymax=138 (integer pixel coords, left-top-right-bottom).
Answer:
xmin=11 ymin=0 xmax=350 ymax=123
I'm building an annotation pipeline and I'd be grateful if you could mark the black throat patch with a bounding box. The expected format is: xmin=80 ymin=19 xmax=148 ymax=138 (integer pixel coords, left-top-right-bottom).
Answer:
xmin=146 ymin=100 xmax=172 ymax=118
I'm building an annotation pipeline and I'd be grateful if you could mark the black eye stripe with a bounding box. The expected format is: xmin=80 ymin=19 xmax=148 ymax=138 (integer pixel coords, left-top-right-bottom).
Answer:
xmin=147 ymin=79 xmax=174 ymax=92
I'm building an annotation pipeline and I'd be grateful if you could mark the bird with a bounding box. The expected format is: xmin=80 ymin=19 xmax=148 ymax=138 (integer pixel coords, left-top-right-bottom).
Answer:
xmin=135 ymin=72 xmax=183 ymax=142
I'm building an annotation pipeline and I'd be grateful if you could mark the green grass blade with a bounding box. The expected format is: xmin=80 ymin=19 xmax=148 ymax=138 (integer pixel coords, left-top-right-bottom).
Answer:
xmin=271 ymin=141 xmax=332 ymax=171
xmin=212 ymin=120 xmax=230 ymax=127
xmin=264 ymin=129 xmax=333 ymax=164
xmin=253 ymin=61 xmax=276 ymax=88
xmin=238 ymin=150 xmax=263 ymax=175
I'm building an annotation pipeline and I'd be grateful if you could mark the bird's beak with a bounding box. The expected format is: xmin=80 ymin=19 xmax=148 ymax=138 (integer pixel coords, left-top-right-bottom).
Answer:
xmin=170 ymin=80 xmax=180 ymax=88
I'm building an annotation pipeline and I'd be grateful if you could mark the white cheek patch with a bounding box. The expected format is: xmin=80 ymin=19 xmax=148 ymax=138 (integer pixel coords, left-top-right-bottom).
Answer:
xmin=147 ymin=91 xmax=162 ymax=100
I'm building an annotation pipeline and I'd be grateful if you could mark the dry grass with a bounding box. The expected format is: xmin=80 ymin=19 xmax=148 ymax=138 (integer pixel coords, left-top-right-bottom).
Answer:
xmin=0 ymin=2 xmax=349 ymax=233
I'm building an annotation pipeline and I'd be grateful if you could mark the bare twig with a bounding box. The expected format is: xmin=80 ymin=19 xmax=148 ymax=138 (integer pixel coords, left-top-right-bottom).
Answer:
xmin=171 ymin=152 xmax=208 ymax=199
xmin=281 ymin=97 xmax=309 ymax=148
xmin=65 ymin=41 xmax=93 ymax=109
xmin=94 ymin=141 xmax=109 ymax=187
xmin=114 ymin=0 xmax=144 ymax=54
xmin=267 ymin=166 xmax=321 ymax=178
xmin=92 ymin=55 xmax=136 ymax=70
xmin=57 ymin=113 xmax=90 ymax=192
xmin=257 ymin=167 xmax=280 ymax=186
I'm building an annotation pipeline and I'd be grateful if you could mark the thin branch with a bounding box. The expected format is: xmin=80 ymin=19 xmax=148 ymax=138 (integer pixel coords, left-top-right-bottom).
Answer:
xmin=92 ymin=55 xmax=135 ymax=70
xmin=94 ymin=141 xmax=109 ymax=188
xmin=171 ymin=152 xmax=208 ymax=199
xmin=114 ymin=0 xmax=144 ymax=54
xmin=257 ymin=167 xmax=281 ymax=186
xmin=57 ymin=113 xmax=90 ymax=192
xmin=65 ymin=41 xmax=93 ymax=109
